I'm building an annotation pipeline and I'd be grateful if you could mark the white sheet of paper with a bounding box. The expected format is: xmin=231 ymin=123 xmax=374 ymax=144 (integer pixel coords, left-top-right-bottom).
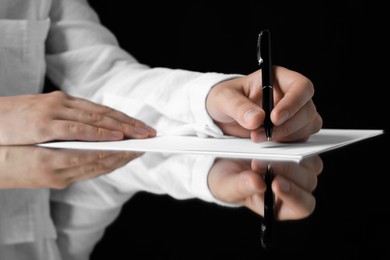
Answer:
xmin=38 ymin=129 xmax=383 ymax=162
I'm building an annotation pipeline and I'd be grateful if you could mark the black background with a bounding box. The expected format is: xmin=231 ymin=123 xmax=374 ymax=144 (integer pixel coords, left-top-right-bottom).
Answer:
xmin=87 ymin=0 xmax=388 ymax=131
xmin=84 ymin=1 xmax=389 ymax=259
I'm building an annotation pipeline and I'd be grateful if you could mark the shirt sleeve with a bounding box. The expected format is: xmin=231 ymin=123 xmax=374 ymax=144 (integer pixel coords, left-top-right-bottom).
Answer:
xmin=45 ymin=0 xmax=242 ymax=137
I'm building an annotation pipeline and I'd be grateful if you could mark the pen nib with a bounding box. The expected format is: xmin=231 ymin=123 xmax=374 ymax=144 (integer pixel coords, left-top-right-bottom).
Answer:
xmin=266 ymin=137 xmax=272 ymax=142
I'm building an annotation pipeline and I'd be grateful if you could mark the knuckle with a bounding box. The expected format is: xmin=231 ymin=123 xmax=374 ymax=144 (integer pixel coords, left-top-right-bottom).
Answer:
xmin=69 ymin=156 xmax=82 ymax=166
xmin=95 ymin=127 xmax=107 ymax=138
xmin=68 ymin=123 xmax=83 ymax=135
xmin=83 ymin=163 xmax=104 ymax=175
xmin=129 ymin=118 xmax=139 ymax=126
xmin=88 ymin=112 xmax=103 ymax=122
xmin=49 ymin=90 xmax=68 ymax=100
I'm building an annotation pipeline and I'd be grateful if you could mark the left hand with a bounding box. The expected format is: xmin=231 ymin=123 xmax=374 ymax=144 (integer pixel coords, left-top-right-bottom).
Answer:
xmin=206 ymin=66 xmax=323 ymax=142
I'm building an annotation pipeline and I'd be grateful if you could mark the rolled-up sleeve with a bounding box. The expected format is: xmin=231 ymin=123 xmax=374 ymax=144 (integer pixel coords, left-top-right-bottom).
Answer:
xmin=45 ymin=0 xmax=241 ymax=137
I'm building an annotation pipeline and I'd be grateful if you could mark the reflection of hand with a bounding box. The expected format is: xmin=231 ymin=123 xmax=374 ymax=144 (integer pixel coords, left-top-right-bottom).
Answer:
xmin=0 ymin=146 xmax=142 ymax=189
xmin=208 ymin=155 xmax=323 ymax=220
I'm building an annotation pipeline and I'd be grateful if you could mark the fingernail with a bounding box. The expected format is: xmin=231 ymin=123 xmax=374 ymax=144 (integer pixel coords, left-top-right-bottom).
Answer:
xmin=244 ymin=109 xmax=260 ymax=123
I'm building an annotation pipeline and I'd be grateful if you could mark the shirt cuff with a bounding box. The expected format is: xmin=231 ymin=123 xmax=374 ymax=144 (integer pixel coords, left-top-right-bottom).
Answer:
xmin=188 ymin=72 xmax=243 ymax=138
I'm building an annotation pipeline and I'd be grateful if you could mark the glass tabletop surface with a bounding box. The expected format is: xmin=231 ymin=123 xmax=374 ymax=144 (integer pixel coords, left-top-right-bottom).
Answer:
xmin=0 ymin=132 xmax=388 ymax=259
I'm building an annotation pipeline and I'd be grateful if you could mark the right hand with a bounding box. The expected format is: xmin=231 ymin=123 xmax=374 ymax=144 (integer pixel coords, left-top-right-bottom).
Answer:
xmin=0 ymin=91 xmax=156 ymax=145
xmin=206 ymin=66 xmax=323 ymax=143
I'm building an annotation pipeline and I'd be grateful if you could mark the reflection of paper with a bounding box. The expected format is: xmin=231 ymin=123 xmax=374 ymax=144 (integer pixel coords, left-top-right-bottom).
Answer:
xmin=38 ymin=129 xmax=383 ymax=162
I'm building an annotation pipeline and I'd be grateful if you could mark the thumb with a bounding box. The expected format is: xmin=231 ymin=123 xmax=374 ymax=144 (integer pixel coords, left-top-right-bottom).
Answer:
xmin=207 ymin=79 xmax=265 ymax=130
xmin=228 ymin=95 xmax=264 ymax=130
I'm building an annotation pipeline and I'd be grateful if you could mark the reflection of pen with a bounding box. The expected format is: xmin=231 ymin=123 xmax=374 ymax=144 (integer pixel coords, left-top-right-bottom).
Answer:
xmin=257 ymin=29 xmax=274 ymax=141
xmin=261 ymin=163 xmax=275 ymax=249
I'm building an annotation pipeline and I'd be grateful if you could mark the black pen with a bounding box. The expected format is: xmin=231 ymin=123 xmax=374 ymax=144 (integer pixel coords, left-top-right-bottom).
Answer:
xmin=257 ymin=29 xmax=274 ymax=141
xmin=261 ymin=163 xmax=275 ymax=249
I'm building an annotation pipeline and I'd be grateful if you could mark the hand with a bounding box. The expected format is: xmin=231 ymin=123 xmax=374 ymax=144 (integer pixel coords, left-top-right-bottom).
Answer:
xmin=207 ymin=155 xmax=323 ymax=221
xmin=0 ymin=146 xmax=142 ymax=189
xmin=0 ymin=91 xmax=156 ymax=145
xmin=206 ymin=66 xmax=323 ymax=142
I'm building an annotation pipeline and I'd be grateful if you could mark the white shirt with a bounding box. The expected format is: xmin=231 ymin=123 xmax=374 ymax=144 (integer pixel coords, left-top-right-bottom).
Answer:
xmin=0 ymin=0 xmax=241 ymax=259
xmin=0 ymin=0 xmax=240 ymax=137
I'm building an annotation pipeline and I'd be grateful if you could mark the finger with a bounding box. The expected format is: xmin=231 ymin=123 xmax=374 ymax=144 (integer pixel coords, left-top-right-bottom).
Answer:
xmin=274 ymin=112 xmax=323 ymax=143
xmin=272 ymin=100 xmax=321 ymax=139
xmin=50 ymin=149 xmax=131 ymax=169
xmin=250 ymin=159 xmax=269 ymax=173
xmin=272 ymin=156 xmax=322 ymax=191
xmin=274 ymin=163 xmax=319 ymax=193
xmin=252 ymin=157 xmax=322 ymax=192
xmin=209 ymin=84 xmax=265 ymax=130
xmin=225 ymin=170 xmax=266 ymax=204
xmin=44 ymin=120 xmax=125 ymax=141
xmin=251 ymin=102 xmax=322 ymax=143
xmin=244 ymin=192 xmax=265 ymax=216
xmin=209 ymin=158 xmax=266 ymax=204
xmin=61 ymin=108 xmax=153 ymax=139
xmin=36 ymin=148 xmax=112 ymax=169
xmin=271 ymin=67 xmax=315 ymax=126
xmin=230 ymin=95 xmax=264 ymax=131
xmin=240 ymin=170 xmax=267 ymax=194
xmin=299 ymin=155 xmax=324 ymax=176
xmin=65 ymin=96 xmax=156 ymax=137
xmin=273 ymin=175 xmax=316 ymax=220
xmin=54 ymin=151 xmax=142 ymax=188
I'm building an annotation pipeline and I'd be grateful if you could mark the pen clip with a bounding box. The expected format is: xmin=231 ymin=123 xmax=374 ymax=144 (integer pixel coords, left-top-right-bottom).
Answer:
xmin=257 ymin=32 xmax=263 ymax=66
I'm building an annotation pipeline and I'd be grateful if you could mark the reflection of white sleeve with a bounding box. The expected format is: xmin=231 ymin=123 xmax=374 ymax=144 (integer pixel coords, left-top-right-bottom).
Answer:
xmin=101 ymin=152 xmax=240 ymax=207
xmin=51 ymin=152 xmax=230 ymax=210
xmin=49 ymin=152 xmax=238 ymax=260
xmin=50 ymin=180 xmax=127 ymax=260
xmin=102 ymin=152 xmax=217 ymax=203
xmin=46 ymin=0 xmax=241 ymax=137
xmin=0 ymin=189 xmax=61 ymax=260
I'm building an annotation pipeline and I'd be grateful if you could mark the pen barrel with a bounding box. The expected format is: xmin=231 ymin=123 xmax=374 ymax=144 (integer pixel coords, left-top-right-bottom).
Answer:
xmin=262 ymin=86 xmax=273 ymax=117
xmin=260 ymin=29 xmax=274 ymax=138
xmin=262 ymin=85 xmax=274 ymax=131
